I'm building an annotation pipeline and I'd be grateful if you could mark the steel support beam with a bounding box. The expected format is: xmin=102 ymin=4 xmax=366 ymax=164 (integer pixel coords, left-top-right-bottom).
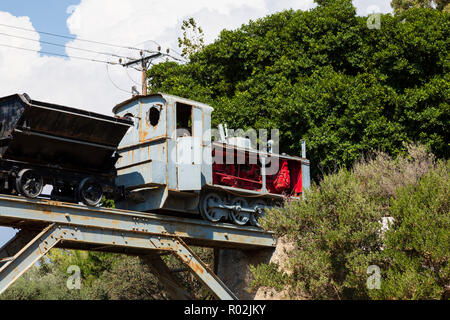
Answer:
xmin=170 ymin=238 xmax=238 ymax=300
xmin=0 ymin=195 xmax=276 ymax=249
xmin=0 ymin=229 xmax=40 ymax=269
xmin=0 ymin=194 xmax=275 ymax=299
xmin=140 ymin=254 xmax=193 ymax=300
xmin=0 ymin=224 xmax=60 ymax=294
xmin=0 ymin=223 xmax=237 ymax=299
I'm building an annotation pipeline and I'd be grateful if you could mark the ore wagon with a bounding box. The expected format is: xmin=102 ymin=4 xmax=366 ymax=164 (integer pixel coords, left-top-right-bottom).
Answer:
xmin=0 ymin=93 xmax=133 ymax=205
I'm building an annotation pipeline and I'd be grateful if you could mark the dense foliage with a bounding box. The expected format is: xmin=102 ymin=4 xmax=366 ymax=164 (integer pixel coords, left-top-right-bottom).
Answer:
xmin=391 ymin=0 xmax=450 ymax=13
xmin=0 ymin=247 xmax=214 ymax=300
xmin=148 ymin=0 xmax=449 ymax=179
xmin=251 ymin=145 xmax=449 ymax=299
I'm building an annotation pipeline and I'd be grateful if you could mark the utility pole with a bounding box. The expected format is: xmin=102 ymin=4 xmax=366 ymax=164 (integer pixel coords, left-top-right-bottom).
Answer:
xmin=122 ymin=52 xmax=162 ymax=95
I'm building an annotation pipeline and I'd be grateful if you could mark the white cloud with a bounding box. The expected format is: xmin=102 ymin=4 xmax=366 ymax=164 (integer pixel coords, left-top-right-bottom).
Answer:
xmin=0 ymin=0 xmax=392 ymax=116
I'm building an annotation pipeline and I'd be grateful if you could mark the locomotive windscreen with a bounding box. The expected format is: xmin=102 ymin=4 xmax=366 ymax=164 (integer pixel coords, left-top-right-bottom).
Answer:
xmin=0 ymin=94 xmax=133 ymax=174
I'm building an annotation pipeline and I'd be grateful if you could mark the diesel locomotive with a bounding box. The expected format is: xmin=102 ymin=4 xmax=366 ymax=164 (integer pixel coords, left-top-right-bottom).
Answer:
xmin=0 ymin=92 xmax=310 ymax=226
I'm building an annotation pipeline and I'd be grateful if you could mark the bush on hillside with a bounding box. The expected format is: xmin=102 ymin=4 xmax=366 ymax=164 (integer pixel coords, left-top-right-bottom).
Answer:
xmin=251 ymin=144 xmax=449 ymax=299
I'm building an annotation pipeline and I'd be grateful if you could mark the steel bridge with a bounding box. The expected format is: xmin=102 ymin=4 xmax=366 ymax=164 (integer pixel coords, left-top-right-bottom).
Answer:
xmin=0 ymin=194 xmax=275 ymax=300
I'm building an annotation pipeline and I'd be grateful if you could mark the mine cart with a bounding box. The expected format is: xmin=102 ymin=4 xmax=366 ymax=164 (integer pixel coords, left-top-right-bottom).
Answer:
xmin=0 ymin=93 xmax=133 ymax=205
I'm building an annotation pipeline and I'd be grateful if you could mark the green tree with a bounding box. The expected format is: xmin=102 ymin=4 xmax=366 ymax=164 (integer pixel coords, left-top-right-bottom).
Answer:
xmin=177 ymin=18 xmax=205 ymax=58
xmin=149 ymin=2 xmax=449 ymax=180
xmin=391 ymin=0 xmax=450 ymax=13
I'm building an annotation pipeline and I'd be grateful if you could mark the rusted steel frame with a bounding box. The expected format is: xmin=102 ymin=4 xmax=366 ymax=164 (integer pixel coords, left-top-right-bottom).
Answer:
xmin=27 ymin=100 xmax=133 ymax=127
xmin=0 ymin=195 xmax=276 ymax=248
xmin=171 ymin=237 xmax=238 ymax=300
xmin=0 ymin=158 xmax=114 ymax=179
xmin=14 ymin=129 xmax=117 ymax=151
xmin=116 ymin=158 xmax=152 ymax=170
xmin=0 ymin=223 xmax=238 ymax=299
xmin=9 ymin=224 xmax=234 ymax=300
xmin=206 ymin=184 xmax=286 ymax=199
xmin=0 ymin=229 xmax=41 ymax=269
xmin=45 ymin=224 xmax=236 ymax=300
xmin=0 ymin=224 xmax=60 ymax=295
xmin=140 ymin=253 xmax=193 ymax=300
xmin=54 ymin=224 xmax=177 ymax=251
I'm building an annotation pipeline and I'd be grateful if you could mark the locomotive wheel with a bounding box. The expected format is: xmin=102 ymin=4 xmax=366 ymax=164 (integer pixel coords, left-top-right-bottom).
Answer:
xmin=199 ymin=192 xmax=228 ymax=222
xmin=78 ymin=178 xmax=103 ymax=206
xmin=15 ymin=169 xmax=44 ymax=198
xmin=250 ymin=200 xmax=267 ymax=228
xmin=230 ymin=197 xmax=250 ymax=226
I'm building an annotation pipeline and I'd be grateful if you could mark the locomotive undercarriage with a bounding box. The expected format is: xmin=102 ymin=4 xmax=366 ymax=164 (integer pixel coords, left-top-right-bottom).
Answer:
xmin=198 ymin=188 xmax=283 ymax=227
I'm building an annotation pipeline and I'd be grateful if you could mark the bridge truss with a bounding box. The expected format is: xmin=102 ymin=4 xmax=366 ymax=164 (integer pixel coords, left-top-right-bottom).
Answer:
xmin=0 ymin=195 xmax=275 ymax=300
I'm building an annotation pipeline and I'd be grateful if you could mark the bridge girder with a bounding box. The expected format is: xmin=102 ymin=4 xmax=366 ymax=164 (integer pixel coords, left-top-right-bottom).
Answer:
xmin=0 ymin=195 xmax=276 ymax=299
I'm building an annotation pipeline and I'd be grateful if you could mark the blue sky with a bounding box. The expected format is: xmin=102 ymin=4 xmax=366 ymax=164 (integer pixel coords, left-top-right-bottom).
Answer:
xmin=0 ymin=227 xmax=16 ymax=246
xmin=0 ymin=0 xmax=80 ymax=55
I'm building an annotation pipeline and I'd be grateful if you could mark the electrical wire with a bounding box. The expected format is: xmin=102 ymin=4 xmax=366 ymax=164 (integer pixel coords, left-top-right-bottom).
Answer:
xmin=0 ymin=22 xmax=160 ymax=55
xmin=0 ymin=23 xmax=190 ymax=95
xmin=0 ymin=22 xmax=187 ymax=63
xmin=0 ymin=32 xmax=134 ymax=60
xmin=125 ymin=67 xmax=141 ymax=86
xmin=166 ymin=47 xmax=189 ymax=63
xmin=0 ymin=42 xmax=119 ymax=65
xmin=106 ymin=64 xmax=131 ymax=93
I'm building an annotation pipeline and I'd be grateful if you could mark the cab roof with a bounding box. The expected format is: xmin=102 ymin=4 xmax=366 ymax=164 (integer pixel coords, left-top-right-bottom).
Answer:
xmin=112 ymin=92 xmax=214 ymax=114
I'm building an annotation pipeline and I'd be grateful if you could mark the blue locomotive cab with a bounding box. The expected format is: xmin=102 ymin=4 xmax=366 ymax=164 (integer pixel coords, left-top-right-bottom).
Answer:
xmin=112 ymin=93 xmax=213 ymax=214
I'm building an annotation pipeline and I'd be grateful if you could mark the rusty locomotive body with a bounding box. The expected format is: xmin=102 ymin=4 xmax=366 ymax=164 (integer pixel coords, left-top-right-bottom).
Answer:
xmin=0 ymin=93 xmax=310 ymax=226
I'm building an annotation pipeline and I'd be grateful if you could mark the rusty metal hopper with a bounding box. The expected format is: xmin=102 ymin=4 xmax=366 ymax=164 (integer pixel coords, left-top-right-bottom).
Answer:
xmin=0 ymin=94 xmax=133 ymax=174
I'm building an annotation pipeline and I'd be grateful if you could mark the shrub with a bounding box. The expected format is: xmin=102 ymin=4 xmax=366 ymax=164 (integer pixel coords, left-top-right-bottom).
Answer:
xmin=369 ymin=160 xmax=449 ymax=299
xmin=252 ymin=144 xmax=449 ymax=299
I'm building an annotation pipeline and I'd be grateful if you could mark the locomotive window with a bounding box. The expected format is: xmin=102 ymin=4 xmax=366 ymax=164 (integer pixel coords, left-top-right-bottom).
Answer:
xmin=149 ymin=106 xmax=160 ymax=126
xmin=176 ymin=102 xmax=192 ymax=137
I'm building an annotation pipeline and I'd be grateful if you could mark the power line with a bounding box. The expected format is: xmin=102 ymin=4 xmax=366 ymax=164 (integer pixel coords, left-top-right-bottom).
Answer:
xmin=0 ymin=22 xmax=188 ymax=64
xmin=0 ymin=22 xmax=161 ymax=55
xmin=106 ymin=64 xmax=131 ymax=93
xmin=0 ymin=22 xmax=190 ymax=94
xmin=0 ymin=41 xmax=137 ymax=94
xmin=166 ymin=47 xmax=188 ymax=63
xmin=0 ymin=43 xmax=120 ymax=65
xmin=122 ymin=52 xmax=162 ymax=95
xmin=0 ymin=32 xmax=134 ymax=60
xmin=125 ymin=67 xmax=141 ymax=86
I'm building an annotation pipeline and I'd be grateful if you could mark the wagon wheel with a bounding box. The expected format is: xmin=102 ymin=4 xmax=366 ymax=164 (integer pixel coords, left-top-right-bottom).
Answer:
xmin=199 ymin=192 xmax=228 ymax=222
xmin=15 ymin=169 xmax=44 ymax=198
xmin=230 ymin=197 xmax=250 ymax=226
xmin=78 ymin=178 xmax=103 ymax=206
xmin=249 ymin=199 xmax=267 ymax=228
